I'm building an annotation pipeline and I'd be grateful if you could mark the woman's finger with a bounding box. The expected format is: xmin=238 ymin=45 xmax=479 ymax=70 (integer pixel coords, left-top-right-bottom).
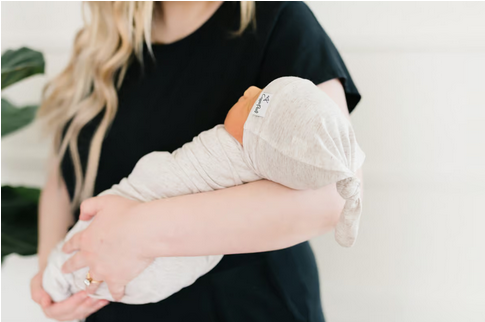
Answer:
xmin=61 ymin=231 xmax=83 ymax=254
xmin=43 ymin=291 xmax=88 ymax=318
xmin=32 ymin=284 xmax=52 ymax=308
xmin=61 ymin=251 xmax=88 ymax=274
xmin=74 ymin=296 xmax=110 ymax=319
xmin=79 ymin=196 xmax=103 ymax=221
xmin=39 ymin=291 xmax=53 ymax=309
xmin=93 ymin=299 xmax=110 ymax=311
xmin=85 ymin=271 xmax=103 ymax=295
xmin=107 ymin=282 xmax=125 ymax=302
xmin=86 ymin=281 xmax=101 ymax=295
xmin=30 ymin=273 xmax=44 ymax=304
xmin=30 ymin=271 xmax=53 ymax=308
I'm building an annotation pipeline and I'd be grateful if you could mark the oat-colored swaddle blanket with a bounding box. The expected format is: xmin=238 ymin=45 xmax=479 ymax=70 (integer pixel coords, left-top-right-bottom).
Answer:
xmin=43 ymin=76 xmax=365 ymax=304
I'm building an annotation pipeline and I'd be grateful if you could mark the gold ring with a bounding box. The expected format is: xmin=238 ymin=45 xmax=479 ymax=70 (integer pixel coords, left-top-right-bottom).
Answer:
xmin=84 ymin=271 xmax=103 ymax=286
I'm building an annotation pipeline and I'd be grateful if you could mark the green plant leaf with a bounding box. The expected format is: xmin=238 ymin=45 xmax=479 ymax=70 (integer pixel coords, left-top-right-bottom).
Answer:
xmin=1 ymin=47 xmax=45 ymax=90
xmin=1 ymin=98 xmax=38 ymax=137
xmin=1 ymin=186 xmax=40 ymax=262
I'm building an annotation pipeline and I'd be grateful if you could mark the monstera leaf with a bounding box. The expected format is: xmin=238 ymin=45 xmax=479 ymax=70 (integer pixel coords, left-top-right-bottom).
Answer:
xmin=1 ymin=98 xmax=38 ymax=137
xmin=1 ymin=47 xmax=44 ymax=137
xmin=1 ymin=186 xmax=40 ymax=262
xmin=1 ymin=47 xmax=45 ymax=263
xmin=1 ymin=47 xmax=45 ymax=90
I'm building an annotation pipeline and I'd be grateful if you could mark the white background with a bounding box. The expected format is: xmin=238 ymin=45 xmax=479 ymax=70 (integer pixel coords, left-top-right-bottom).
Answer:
xmin=2 ymin=2 xmax=485 ymax=322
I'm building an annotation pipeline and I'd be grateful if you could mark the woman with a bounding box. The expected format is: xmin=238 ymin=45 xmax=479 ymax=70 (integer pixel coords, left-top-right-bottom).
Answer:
xmin=31 ymin=1 xmax=363 ymax=321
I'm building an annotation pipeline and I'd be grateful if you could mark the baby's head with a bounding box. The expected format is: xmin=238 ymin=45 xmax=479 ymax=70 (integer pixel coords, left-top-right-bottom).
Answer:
xmin=239 ymin=76 xmax=366 ymax=248
xmin=224 ymin=86 xmax=262 ymax=144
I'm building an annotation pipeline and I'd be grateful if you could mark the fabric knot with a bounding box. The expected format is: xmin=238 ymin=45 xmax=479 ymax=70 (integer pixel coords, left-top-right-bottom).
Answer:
xmin=335 ymin=176 xmax=362 ymax=248
xmin=336 ymin=177 xmax=360 ymax=201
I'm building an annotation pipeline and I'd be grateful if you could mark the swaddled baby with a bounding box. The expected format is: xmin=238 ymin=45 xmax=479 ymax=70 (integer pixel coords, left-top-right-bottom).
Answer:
xmin=43 ymin=76 xmax=365 ymax=304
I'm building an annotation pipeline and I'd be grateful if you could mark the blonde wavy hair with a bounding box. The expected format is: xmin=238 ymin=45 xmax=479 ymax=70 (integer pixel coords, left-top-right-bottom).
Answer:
xmin=36 ymin=1 xmax=256 ymax=213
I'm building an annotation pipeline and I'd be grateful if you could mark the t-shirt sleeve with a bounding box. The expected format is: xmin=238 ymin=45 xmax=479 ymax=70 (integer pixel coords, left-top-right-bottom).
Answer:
xmin=256 ymin=1 xmax=362 ymax=114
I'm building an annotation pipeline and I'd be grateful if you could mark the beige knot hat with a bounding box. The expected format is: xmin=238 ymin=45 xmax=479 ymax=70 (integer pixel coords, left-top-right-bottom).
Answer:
xmin=243 ymin=76 xmax=365 ymax=247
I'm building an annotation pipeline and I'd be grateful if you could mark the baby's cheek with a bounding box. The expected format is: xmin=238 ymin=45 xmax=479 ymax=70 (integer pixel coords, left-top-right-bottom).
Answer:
xmin=224 ymin=114 xmax=244 ymax=144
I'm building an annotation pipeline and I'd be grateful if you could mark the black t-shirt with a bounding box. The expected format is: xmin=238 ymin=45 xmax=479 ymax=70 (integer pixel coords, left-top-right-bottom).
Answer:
xmin=61 ymin=2 xmax=361 ymax=321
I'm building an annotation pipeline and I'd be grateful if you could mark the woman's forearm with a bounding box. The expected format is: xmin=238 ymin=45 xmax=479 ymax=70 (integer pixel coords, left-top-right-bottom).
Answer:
xmin=37 ymin=156 xmax=74 ymax=269
xmin=128 ymin=79 xmax=363 ymax=258
xmin=130 ymin=178 xmax=348 ymax=258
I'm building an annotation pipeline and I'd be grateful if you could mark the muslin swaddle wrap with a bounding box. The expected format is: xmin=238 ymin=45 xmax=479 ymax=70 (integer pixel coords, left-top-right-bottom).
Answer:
xmin=43 ymin=126 xmax=259 ymax=304
xmin=43 ymin=76 xmax=365 ymax=304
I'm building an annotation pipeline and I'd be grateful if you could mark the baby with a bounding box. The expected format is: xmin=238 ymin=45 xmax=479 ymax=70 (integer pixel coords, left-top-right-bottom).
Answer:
xmin=43 ymin=76 xmax=365 ymax=304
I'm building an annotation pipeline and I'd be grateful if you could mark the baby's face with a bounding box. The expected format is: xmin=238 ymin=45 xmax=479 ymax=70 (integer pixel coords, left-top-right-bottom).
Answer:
xmin=224 ymin=86 xmax=262 ymax=145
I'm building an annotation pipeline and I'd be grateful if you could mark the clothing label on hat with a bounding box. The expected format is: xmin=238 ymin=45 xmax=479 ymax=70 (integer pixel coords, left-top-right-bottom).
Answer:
xmin=251 ymin=92 xmax=271 ymax=117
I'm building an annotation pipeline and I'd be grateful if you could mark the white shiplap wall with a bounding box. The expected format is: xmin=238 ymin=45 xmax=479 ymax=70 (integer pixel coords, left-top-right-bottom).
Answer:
xmin=2 ymin=2 xmax=485 ymax=322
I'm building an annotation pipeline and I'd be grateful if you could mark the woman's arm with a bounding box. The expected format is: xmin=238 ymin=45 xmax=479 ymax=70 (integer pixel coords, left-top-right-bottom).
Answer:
xmin=31 ymin=154 xmax=110 ymax=319
xmin=129 ymin=78 xmax=363 ymax=257
xmin=133 ymin=179 xmax=345 ymax=257
xmin=37 ymin=155 xmax=74 ymax=270
xmin=60 ymin=78 xmax=364 ymax=300
xmin=70 ymin=78 xmax=363 ymax=260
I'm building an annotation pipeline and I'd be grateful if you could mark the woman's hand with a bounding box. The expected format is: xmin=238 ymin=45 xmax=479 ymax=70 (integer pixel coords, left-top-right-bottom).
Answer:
xmin=30 ymin=269 xmax=109 ymax=321
xmin=60 ymin=195 xmax=154 ymax=301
